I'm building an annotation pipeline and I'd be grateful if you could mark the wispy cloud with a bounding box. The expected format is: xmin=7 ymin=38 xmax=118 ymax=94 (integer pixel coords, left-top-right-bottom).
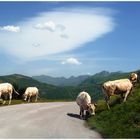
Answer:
xmin=61 ymin=57 xmax=82 ymax=65
xmin=57 ymin=24 xmax=66 ymax=31
xmin=34 ymin=20 xmax=56 ymax=32
xmin=32 ymin=43 xmax=41 ymax=48
xmin=0 ymin=25 xmax=20 ymax=32
xmin=60 ymin=33 xmax=69 ymax=39
xmin=0 ymin=7 xmax=116 ymax=61
xmin=34 ymin=21 xmax=66 ymax=33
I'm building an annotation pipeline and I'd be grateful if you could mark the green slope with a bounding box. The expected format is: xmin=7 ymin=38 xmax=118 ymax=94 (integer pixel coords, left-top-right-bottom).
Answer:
xmin=0 ymin=70 xmax=139 ymax=102
xmin=77 ymin=71 xmax=131 ymax=101
xmin=87 ymin=82 xmax=140 ymax=138
xmin=0 ymin=74 xmax=77 ymax=100
xmin=1 ymin=71 xmax=140 ymax=138
xmin=80 ymin=71 xmax=130 ymax=86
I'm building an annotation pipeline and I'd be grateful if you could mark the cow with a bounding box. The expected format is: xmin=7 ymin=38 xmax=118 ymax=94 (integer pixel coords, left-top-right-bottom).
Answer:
xmin=23 ymin=87 xmax=39 ymax=102
xmin=102 ymin=73 xmax=138 ymax=109
xmin=0 ymin=83 xmax=19 ymax=105
xmin=76 ymin=91 xmax=96 ymax=119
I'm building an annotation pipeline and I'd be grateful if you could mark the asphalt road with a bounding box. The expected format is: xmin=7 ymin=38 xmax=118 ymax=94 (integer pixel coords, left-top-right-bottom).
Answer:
xmin=0 ymin=102 xmax=101 ymax=138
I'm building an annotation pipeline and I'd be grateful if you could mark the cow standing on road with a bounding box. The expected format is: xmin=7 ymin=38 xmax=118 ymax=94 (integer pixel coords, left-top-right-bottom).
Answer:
xmin=0 ymin=83 xmax=19 ymax=105
xmin=76 ymin=91 xmax=96 ymax=119
xmin=23 ymin=87 xmax=39 ymax=102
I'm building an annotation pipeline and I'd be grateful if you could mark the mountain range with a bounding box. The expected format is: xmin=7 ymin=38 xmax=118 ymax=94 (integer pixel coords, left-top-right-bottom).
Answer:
xmin=32 ymin=75 xmax=90 ymax=86
xmin=0 ymin=70 xmax=139 ymax=101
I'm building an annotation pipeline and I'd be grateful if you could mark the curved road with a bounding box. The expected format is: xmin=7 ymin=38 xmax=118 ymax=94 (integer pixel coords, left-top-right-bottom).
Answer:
xmin=0 ymin=102 xmax=101 ymax=138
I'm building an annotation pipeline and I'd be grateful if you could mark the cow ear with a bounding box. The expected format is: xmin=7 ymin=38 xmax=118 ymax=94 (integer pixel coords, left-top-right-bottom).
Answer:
xmin=91 ymin=101 xmax=96 ymax=105
xmin=94 ymin=103 xmax=97 ymax=106
xmin=87 ymin=103 xmax=91 ymax=107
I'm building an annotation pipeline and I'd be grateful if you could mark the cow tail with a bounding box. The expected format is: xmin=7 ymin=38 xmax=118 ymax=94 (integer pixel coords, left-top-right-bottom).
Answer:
xmin=102 ymin=84 xmax=108 ymax=101
xmin=102 ymin=85 xmax=105 ymax=96
xmin=13 ymin=87 xmax=20 ymax=95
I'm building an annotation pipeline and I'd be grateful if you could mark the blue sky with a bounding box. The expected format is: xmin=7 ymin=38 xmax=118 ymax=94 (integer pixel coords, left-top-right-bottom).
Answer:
xmin=0 ymin=1 xmax=140 ymax=77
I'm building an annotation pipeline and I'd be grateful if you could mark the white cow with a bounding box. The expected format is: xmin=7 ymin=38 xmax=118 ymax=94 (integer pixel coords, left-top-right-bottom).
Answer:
xmin=76 ymin=91 xmax=96 ymax=119
xmin=23 ymin=87 xmax=39 ymax=102
xmin=0 ymin=83 xmax=19 ymax=105
xmin=102 ymin=73 xmax=138 ymax=109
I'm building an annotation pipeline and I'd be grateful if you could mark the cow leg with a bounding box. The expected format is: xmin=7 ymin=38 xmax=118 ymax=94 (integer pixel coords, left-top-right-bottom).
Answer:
xmin=105 ymin=95 xmax=110 ymax=110
xmin=3 ymin=100 xmax=6 ymax=105
xmin=3 ymin=94 xmax=8 ymax=105
xmin=107 ymin=102 xmax=110 ymax=110
xmin=119 ymin=94 xmax=124 ymax=103
xmin=103 ymin=87 xmax=111 ymax=110
xmin=79 ymin=107 xmax=82 ymax=117
xmin=80 ymin=107 xmax=84 ymax=119
xmin=123 ymin=90 xmax=130 ymax=102
xmin=0 ymin=92 xmax=2 ymax=99
xmin=8 ymin=94 xmax=12 ymax=105
xmin=35 ymin=95 xmax=38 ymax=102
xmin=0 ymin=92 xmax=2 ymax=103
xmin=28 ymin=96 xmax=31 ymax=102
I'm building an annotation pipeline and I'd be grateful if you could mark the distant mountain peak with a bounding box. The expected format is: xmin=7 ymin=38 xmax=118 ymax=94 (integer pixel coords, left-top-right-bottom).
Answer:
xmin=94 ymin=71 xmax=110 ymax=77
xmin=32 ymin=75 xmax=90 ymax=86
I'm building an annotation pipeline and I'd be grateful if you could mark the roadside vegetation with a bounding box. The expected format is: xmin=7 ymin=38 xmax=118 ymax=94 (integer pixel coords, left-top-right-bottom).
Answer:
xmin=87 ymin=83 xmax=140 ymax=138
xmin=0 ymin=98 xmax=73 ymax=106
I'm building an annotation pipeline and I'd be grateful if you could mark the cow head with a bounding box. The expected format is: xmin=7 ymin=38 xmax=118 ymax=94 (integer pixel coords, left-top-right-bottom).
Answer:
xmin=23 ymin=94 xmax=28 ymax=101
xmin=130 ymin=73 xmax=138 ymax=85
xmin=87 ymin=103 xmax=96 ymax=116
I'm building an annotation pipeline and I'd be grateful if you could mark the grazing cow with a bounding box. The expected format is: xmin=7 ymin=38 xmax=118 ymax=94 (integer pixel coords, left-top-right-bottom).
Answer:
xmin=102 ymin=73 xmax=138 ymax=109
xmin=76 ymin=91 xmax=96 ymax=119
xmin=0 ymin=83 xmax=19 ymax=105
xmin=23 ymin=87 xmax=39 ymax=102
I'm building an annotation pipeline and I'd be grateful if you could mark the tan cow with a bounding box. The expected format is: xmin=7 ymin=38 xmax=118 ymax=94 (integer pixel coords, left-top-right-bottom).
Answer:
xmin=23 ymin=87 xmax=39 ymax=102
xmin=76 ymin=91 xmax=96 ymax=119
xmin=0 ymin=83 xmax=19 ymax=105
xmin=102 ymin=73 xmax=138 ymax=109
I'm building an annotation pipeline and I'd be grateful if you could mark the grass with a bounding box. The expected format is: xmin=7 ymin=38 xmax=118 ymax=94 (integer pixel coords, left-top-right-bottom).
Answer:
xmin=87 ymin=84 xmax=140 ymax=138
xmin=0 ymin=98 xmax=73 ymax=107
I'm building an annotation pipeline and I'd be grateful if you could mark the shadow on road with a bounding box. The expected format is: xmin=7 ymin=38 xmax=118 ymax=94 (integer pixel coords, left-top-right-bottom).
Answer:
xmin=67 ymin=113 xmax=81 ymax=119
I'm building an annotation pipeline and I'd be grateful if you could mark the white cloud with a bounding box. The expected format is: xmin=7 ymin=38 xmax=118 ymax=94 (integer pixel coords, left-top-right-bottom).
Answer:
xmin=0 ymin=25 xmax=20 ymax=32
xmin=32 ymin=43 xmax=40 ymax=47
xmin=57 ymin=24 xmax=66 ymax=31
xmin=0 ymin=7 xmax=116 ymax=61
xmin=34 ymin=21 xmax=66 ymax=33
xmin=60 ymin=33 xmax=69 ymax=39
xmin=61 ymin=57 xmax=82 ymax=65
xmin=34 ymin=20 xmax=56 ymax=32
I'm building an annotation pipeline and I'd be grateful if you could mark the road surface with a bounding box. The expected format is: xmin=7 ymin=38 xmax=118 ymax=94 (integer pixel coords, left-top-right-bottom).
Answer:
xmin=0 ymin=102 xmax=101 ymax=138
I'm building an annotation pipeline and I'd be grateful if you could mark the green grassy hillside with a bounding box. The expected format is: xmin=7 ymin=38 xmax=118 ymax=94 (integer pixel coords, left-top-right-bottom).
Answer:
xmin=0 ymin=70 xmax=139 ymax=102
xmin=0 ymin=74 xmax=77 ymax=100
xmin=0 ymin=73 xmax=105 ymax=101
xmin=80 ymin=71 xmax=130 ymax=86
xmin=78 ymin=71 xmax=132 ymax=101
xmin=87 ymin=83 xmax=140 ymax=138
xmin=1 ymin=71 xmax=140 ymax=138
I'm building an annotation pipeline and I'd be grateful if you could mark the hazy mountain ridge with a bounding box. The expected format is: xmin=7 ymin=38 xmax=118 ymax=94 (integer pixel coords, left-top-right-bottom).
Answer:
xmin=80 ymin=70 xmax=130 ymax=86
xmin=32 ymin=75 xmax=90 ymax=86
xmin=0 ymin=70 xmax=139 ymax=101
